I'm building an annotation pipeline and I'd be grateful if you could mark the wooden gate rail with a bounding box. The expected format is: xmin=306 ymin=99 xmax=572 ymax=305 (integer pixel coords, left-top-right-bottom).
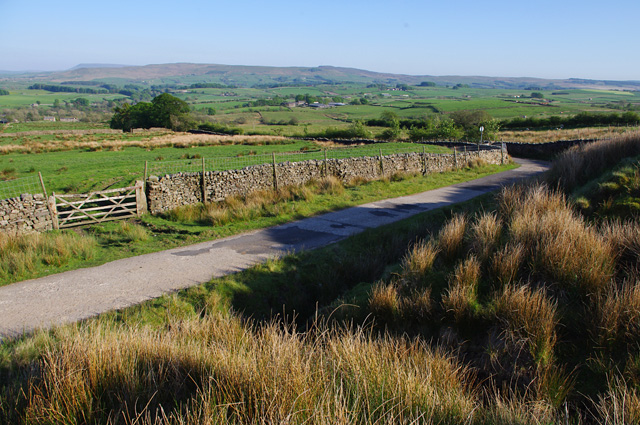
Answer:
xmin=50 ymin=181 xmax=146 ymax=229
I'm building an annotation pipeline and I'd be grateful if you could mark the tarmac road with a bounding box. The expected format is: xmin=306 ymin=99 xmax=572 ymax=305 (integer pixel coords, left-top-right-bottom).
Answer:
xmin=0 ymin=158 xmax=548 ymax=339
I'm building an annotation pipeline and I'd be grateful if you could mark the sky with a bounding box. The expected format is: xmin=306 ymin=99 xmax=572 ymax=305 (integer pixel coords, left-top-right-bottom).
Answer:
xmin=1 ymin=0 xmax=639 ymax=80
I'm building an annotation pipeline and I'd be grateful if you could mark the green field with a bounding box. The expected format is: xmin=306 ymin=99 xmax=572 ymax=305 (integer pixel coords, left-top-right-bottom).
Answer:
xmin=0 ymin=140 xmax=451 ymax=194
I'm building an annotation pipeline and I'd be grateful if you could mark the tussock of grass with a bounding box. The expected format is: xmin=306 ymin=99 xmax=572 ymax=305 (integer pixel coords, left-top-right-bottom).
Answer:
xmin=491 ymin=242 xmax=525 ymax=287
xmin=442 ymin=255 xmax=481 ymax=323
xmin=470 ymin=211 xmax=501 ymax=261
xmin=0 ymin=231 xmax=97 ymax=281
xmin=493 ymin=284 xmax=557 ymax=367
xmin=506 ymin=184 xmax=615 ymax=294
xmin=1 ymin=315 xmax=477 ymax=424
xmin=594 ymin=281 xmax=640 ymax=349
xmin=596 ymin=376 xmax=640 ymax=425
xmin=438 ymin=213 xmax=467 ymax=261
xmin=400 ymin=239 xmax=439 ymax=287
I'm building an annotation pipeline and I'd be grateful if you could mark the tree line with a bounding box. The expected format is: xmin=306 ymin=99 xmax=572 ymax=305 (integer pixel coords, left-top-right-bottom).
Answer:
xmin=501 ymin=111 xmax=640 ymax=130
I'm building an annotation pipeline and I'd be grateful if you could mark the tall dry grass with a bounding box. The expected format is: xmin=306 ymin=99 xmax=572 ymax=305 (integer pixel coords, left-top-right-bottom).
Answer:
xmin=593 ymin=281 xmax=640 ymax=349
xmin=442 ymin=255 xmax=481 ymax=323
xmin=500 ymin=126 xmax=637 ymax=145
xmin=547 ymin=131 xmax=640 ymax=193
xmin=438 ymin=214 xmax=468 ymax=261
xmin=469 ymin=212 xmax=502 ymax=262
xmin=504 ymin=184 xmax=615 ymax=294
xmin=595 ymin=376 xmax=640 ymax=425
xmin=166 ymin=176 xmax=344 ymax=226
xmin=400 ymin=239 xmax=439 ymax=288
xmin=0 ymin=133 xmax=288 ymax=155
xmin=493 ymin=284 xmax=558 ymax=367
xmin=0 ymin=231 xmax=97 ymax=281
xmin=2 ymin=314 xmax=478 ymax=424
xmin=491 ymin=243 xmax=525 ymax=287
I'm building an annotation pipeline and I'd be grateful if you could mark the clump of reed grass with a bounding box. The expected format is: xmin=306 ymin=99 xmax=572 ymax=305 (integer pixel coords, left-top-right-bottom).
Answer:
xmin=492 ymin=284 xmax=558 ymax=367
xmin=368 ymin=282 xmax=401 ymax=324
xmin=400 ymin=238 xmax=439 ymax=288
xmin=595 ymin=375 xmax=640 ymax=425
xmin=115 ymin=220 xmax=150 ymax=242
xmin=470 ymin=211 xmax=502 ymax=261
xmin=438 ymin=213 xmax=468 ymax=261
xmin=593 ymin=281 xmax=640 ymax=349
xmin=491 ymin=242 xmax=525 ymax=287
xmin=504 ymin=183 xmax=615 ymax=294
xmin=2 ymin=312 xmax=479 ymax=424
xmin=442 ymin=255 xmax=481 ymax=323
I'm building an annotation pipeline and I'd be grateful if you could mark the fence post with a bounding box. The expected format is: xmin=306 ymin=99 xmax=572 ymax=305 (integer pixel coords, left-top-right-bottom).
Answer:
xmin=454 ymin=146 xmax=458 ymax=169
xmin=501 ymin=142 xmax=505 ymax=165
xmin=48 ymin=194 xmax=59 ymax=230
xmin=422 ymin=146 xmax=427 ymax=174
xmin=38 ymin=172 xmax=48 ymax=199
xmin=272 ymin=152 xmax=279 ymax=191
xmin=379 ymin=147 xmax=384 ymax=176
xmin=464 ymin=145 xmax=467 ymax=164
xmin=324 ymin=149 xmax=328 ymax=178
xmin=143 ymin=161 xmax=148 ymax=193
xmin=201 ymin=157 xmax=208 ymax=203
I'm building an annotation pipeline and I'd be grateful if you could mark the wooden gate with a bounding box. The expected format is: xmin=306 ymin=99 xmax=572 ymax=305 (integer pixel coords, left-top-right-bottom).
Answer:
xmin=49 ymin=181 xmax=146 ymax=229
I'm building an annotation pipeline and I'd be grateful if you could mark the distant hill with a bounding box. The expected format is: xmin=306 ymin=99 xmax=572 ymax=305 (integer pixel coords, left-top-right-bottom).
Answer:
xmin=69 ymin=63 xmax=130 ymax=70
xmin=2 ymin=63 xmax=639 ymax=91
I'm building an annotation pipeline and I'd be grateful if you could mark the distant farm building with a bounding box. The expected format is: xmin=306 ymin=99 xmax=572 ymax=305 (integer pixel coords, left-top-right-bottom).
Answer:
xmin=44 ymin=116 xmax=56 ymax=122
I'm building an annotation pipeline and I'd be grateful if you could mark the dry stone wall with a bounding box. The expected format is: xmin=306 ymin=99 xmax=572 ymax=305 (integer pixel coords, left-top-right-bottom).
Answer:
xmin=0 ymin=194 xmax=53 ymax=233
xmin=147 ymin=149 xmax=505 ymax=214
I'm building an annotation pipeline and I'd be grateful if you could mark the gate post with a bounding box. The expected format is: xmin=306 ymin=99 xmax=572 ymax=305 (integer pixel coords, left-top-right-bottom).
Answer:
xmin=48 ymin=194 xmax=59 ymax=230
xmin=135 ymin=181 xmax=147 ymax=215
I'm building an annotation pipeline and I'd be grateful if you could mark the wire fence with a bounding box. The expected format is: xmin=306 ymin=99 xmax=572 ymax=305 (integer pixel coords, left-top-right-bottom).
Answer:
xmin=0 ymin=175 xmax=44 ymax=201
xmin=146 ymin=143 xmax=455 ymax=177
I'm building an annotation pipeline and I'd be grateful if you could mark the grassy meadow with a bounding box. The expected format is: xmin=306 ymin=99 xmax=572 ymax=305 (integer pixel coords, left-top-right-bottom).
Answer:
xmin=0 ymin=134 xmax=639 ymax=424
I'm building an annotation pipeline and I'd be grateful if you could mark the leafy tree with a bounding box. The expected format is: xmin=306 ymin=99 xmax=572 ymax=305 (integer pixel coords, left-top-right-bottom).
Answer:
xmin=0 ymin=89 xmax=9 ymax=96
xmin=73 ymin=98 xmax=89 ymax=107
xmin=110 ymin=93 xmax=195 ymax=132
xmin=150 ymin=93 xmax=191 ymax=129
xmin=531 ymin=92 xmax=544 ymax=99
xmin=419 ymin=81 xmax=436 ymax=87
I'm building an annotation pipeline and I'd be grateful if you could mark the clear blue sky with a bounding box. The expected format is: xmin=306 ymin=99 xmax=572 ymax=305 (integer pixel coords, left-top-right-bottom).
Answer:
xmin=2 ymin=0 xmax=639 ymax=80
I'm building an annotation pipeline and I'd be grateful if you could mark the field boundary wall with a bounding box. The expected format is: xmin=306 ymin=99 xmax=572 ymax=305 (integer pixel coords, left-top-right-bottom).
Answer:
xmin=146 ymin=147 xmax=505 ymax=214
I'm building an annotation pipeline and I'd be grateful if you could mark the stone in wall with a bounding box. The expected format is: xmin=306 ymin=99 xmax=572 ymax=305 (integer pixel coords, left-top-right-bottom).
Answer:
xmin=0 ymin=193 xmax=53 ymax=234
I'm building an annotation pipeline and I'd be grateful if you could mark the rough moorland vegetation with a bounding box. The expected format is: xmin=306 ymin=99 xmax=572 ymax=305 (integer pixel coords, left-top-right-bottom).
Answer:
xmin=0 ymin=133 xmax=639 ymax=424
